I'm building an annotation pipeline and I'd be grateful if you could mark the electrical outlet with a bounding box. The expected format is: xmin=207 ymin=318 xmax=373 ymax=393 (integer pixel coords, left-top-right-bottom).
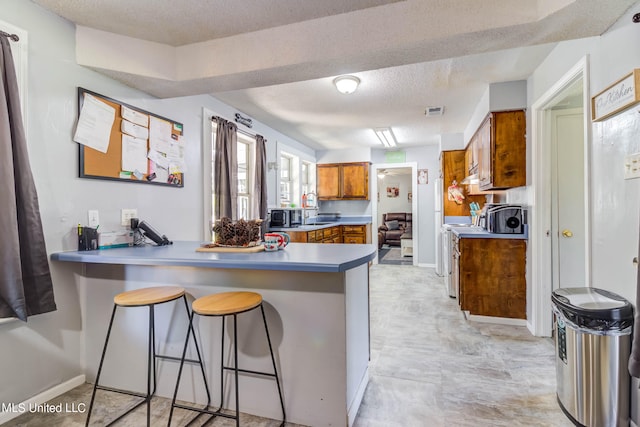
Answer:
xmin=88 ymin=210 xmax=99 ymax=227
xmin=624 ymin=153 xmax=640 ymax=180
xmin=121 ymin=209 xmax=138 ymax=226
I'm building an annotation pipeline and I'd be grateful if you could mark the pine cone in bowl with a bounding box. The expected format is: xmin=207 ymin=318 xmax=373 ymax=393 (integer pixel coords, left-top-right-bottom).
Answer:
xmin=212 ymin=217 xmax=263 ymax=246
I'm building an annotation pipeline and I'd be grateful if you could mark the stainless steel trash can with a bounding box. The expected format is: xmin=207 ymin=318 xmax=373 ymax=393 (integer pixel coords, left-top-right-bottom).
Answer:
xmin=552 ymin=287 xmax=633 ymax=427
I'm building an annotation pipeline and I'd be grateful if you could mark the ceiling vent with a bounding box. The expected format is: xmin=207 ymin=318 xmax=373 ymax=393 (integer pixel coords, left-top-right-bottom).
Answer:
xmin=425 ymin=106 xmax=444 ymax=117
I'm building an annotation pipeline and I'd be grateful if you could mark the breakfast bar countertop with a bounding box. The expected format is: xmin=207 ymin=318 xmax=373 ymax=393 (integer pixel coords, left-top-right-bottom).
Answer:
xmin=50 ymin=241 xmax=376 ymax=273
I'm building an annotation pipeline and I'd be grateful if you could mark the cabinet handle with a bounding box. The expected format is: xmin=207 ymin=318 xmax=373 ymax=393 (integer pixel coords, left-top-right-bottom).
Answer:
xmin=561 ymin=229 xmax=573 ymax=238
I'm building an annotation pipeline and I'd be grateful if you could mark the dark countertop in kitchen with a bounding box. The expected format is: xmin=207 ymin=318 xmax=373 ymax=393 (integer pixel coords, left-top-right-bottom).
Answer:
xmin=451 ymin=225 xmax=528 ymax=240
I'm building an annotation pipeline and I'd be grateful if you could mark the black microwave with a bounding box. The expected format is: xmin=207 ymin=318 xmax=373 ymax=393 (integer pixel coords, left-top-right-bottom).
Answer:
xmin=270 ymin=209 xmax=302 ymax=228
xmin=270 ymin=209 xmax=289 ymax=227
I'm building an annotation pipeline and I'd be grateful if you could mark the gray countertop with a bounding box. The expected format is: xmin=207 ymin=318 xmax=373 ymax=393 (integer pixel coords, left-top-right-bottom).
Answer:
xmin=269 ymin=216 xmax=371 ymax=232
xmin=50 ymin=241 xmax=377 ymax=273
xmin=451 ymin=226 xmax=528 ymax=240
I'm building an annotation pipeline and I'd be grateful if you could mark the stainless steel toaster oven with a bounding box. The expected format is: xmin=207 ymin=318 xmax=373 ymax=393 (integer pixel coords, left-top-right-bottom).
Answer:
xmin=486 ymin=205 xmax=525 ymax=234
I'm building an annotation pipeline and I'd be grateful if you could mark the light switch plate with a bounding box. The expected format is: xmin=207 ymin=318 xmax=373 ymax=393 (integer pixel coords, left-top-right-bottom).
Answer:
xmin=624 ymin=153 xmax=640 ymax=180
xmin=121 ymin=209 xmax=138 ymax=226
xmin=88 ymin=210 xmax=99 ymax=227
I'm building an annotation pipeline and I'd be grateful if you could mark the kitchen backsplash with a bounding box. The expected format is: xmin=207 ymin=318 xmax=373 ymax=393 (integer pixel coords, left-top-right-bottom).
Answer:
xmin=317 ymin=200 xmax=372 ymax=216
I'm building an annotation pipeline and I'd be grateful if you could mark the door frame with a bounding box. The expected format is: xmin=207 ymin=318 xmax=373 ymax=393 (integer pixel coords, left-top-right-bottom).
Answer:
xmin=371 ymin=162 xmax=418 ymax=266
xmin=529 ymin=56 xmax=592 ymax=337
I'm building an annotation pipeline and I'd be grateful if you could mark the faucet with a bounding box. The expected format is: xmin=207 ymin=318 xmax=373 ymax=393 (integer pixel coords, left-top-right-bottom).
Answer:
xmin=303 ymin=192 xmax=317 ymax=224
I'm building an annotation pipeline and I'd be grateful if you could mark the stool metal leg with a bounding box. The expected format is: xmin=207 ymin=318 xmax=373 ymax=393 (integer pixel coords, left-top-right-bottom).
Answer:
xmin=233 ymin=314 xmax=240 ymax=427
xmin=147 ymin=304 xmax=154 ymax=426
xmin=168 ymin=310 xmax=193 ymax=426
xmin=181 ymin=295 xmax=211 ymax=407
xmin=171 ymin=303 xmax=285 ymax=427
xmin=86 ymin=304 xmax=118 ymax=427
xmin=260 ymin=304 xmax=287 ymax=425
xmin=88 ymin=294 xmax=206 ymax=427
xmin=168 ymin=304 xmax=212 ymax=427
xmin=220 ymin=315 xmax=226 ymax=411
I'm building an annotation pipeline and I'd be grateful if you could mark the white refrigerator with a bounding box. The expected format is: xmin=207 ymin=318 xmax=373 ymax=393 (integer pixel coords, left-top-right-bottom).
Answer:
xmin=434 ymin=178 xmax=444 ymax=276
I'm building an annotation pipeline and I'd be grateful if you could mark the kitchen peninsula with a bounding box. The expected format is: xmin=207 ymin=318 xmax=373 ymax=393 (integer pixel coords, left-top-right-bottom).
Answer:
xmin=51 ymin=242 xmax=376 ymax=427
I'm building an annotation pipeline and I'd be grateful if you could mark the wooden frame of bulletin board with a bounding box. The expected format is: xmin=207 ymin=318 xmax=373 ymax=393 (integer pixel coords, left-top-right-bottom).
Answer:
xmin=77 ymin=87 xmax=184 ymax=187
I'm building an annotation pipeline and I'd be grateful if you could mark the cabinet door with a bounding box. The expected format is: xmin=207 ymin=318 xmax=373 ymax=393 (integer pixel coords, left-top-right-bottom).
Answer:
xmin=341 ymin=163 xmax=369 ymax=199
xmin=477 ymin=116 xmax=492 ymax=188
xmin=464 ymin=145 xmax=472 ymax=176
xmin=317 ymin=165 xmax=340 ymax=199
xmin=491 ymin=110 xmax=526 ymax=189
xmin=343 ymin=235 xmax=365 ymax=244
xmin=459 ymin=238 xmax=526 ymax=319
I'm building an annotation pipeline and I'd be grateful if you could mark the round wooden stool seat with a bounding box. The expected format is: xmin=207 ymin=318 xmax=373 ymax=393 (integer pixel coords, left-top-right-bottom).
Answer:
xmin=193 ymin=291 xmax=262 ymax=316
xmin=114 ymin=286 xmax=185 ymax=307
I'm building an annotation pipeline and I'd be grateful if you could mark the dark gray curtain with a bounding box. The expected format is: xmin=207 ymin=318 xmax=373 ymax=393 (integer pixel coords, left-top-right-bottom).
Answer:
xmin=0 ymin=35 xmax=56 ymax=321
xmin=213 ymin=116 xmax=237 ymax=220
xmin=254 ymin=135 xmax=267 ymax=222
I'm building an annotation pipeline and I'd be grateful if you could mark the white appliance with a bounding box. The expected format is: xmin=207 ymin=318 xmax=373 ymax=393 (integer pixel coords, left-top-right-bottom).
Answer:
xmin=434 ymin=178 xmax=444 ymax=276
xmin=441 ymin=222 xmax=473 ymax=298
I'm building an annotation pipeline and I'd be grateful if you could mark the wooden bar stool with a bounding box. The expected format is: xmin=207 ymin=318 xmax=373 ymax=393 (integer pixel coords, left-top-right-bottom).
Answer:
xmin=86 ymin=286 xmax=210 ymax=427
xmin=168 ymin=291 xmax=285 ymax=427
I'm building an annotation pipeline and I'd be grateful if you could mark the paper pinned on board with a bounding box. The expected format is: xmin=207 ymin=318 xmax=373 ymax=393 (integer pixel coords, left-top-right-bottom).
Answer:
xmin=147 ymin=149 xmax=169 ymax=169
xmin=121 ymin=119 xmax=149 ymax=140
xmin=149 ymin=116 xmax=173 ymax=149
xmin=73 ymin=93 xmax=115 ymax=153
xmin=121 ymin=134 xmax=148 ymax=173
xmin=122 ymin=105 xmax=149 ymax=128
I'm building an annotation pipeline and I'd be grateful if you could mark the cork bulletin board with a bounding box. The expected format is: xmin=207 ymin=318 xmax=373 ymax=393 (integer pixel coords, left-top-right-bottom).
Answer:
xmin=76 ymin=87 xmax=184 ymax=187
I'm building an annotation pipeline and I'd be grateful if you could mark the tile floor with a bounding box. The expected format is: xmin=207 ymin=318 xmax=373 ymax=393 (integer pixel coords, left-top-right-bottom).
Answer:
xmin=3 ymin=264 xmax=572 ymax=427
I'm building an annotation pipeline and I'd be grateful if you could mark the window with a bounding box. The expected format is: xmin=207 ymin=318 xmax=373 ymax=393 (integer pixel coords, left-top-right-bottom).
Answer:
xmin=237 ymin=138 xmax=251 ymax=220
xmin=280 ymin=153 xmax=293 ymax=206
xmin=301 ymin=161 xmax=312 ymax=196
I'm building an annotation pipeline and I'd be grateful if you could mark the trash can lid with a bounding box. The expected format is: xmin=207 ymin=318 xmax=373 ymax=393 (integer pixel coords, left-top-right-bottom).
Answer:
xmin=552 ymin=287 xmax=633 ymax=322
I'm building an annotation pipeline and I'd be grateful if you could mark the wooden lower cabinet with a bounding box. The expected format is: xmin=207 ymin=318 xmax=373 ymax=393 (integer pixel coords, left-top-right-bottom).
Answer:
xmin=286 ymin=224 xmax=370 ymax=244
xmin=458 ymin=237 xmax=526 ymax=319
xmin=342 ymin=224 xmax=369 ymax=244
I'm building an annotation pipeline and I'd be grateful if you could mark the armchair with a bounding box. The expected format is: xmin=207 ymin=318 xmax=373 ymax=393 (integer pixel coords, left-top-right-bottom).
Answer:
xmin=378 ymin=213 xmax=412 ymax=247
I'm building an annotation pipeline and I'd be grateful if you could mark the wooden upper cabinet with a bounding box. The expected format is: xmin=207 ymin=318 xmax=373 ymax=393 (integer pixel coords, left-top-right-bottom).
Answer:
xmin=440 ymin=150 xmax=484 ymax=216
xmin=477 ymin=116 xmax=491 ymax=187
xmin=317 ymin=164 xmax=340 ymax=199
xmin=477 ymin=110 xmax=526 ymax=190
xmin=465 ymin=135 xmax=478 ymax=176
xmin=317 ymin=162 xmax=370 ymax=200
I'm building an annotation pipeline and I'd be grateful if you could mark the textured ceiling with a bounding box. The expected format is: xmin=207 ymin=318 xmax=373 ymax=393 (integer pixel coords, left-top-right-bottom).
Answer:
xmin=33 ymin=0 xmax=402 ymax=46
xmin=32 ymin=0 xmax=640 ymax=150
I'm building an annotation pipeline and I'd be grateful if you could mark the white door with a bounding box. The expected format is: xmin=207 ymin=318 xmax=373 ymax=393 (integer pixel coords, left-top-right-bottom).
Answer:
xmin=550 ymin=107 xmax=586 ymax=289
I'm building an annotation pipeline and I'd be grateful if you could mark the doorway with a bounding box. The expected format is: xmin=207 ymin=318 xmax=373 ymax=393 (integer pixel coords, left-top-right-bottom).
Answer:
xmin=371 ymin=162 xmax=418 ymax=266
xmin=530 ymin=57 xmax=591 ymax=337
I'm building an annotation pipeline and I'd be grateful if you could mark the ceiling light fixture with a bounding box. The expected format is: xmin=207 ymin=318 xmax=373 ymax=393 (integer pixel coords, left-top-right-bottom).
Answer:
xmin=333 ymin=75 xmax=360 ymax=94
xmin=377 ymin=170 xmax=386 ymax=179
xmin=374 ymin=128 xmax=397 ymax=148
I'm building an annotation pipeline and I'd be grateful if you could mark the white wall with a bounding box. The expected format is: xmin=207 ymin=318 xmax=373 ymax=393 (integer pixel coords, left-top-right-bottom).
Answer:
xmin=464 ymin=81 xmax=527 ymax=142
xmin=525 ymin=6 xmax=640 ymax=306
xmin=0 ymin=0 xmax=315 ymax=408
xmin=372 ymin=145 xmax=440 ymax=265
xmin=377 ymin=172 xmax=412 ymax=224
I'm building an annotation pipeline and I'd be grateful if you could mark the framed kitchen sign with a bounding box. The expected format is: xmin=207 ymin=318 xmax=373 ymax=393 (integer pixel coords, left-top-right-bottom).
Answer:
xmin=591 ymin=69 xmax=640 ymax=122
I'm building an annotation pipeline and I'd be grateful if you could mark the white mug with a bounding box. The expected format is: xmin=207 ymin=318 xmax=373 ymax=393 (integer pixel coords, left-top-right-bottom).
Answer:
xmin=264 ymin=237 xmax=279 ymax=252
